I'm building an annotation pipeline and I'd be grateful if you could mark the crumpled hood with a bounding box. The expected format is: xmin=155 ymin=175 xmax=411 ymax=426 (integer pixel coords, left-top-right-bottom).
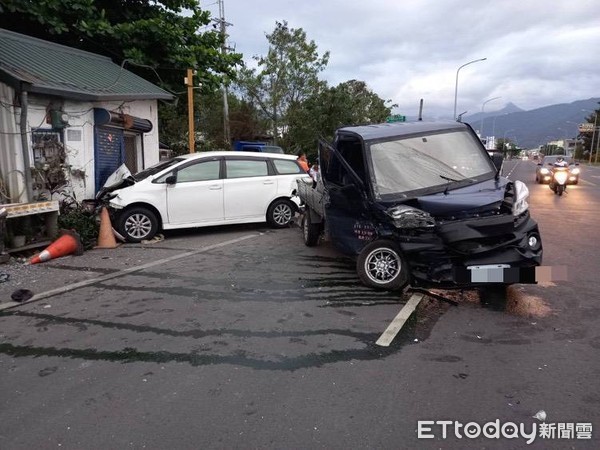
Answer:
xmin=95 ymin=164 xmax=135 ymax=199
xmin=416 ymin=178 xmax=510 ymax=217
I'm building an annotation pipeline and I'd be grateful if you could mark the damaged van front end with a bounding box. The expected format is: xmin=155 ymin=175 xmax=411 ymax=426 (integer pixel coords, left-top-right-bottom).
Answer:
xmin=316 ymin=121 xmax=542 ymax=290
xmin=378 ymin=178 xmax=542 ymax=288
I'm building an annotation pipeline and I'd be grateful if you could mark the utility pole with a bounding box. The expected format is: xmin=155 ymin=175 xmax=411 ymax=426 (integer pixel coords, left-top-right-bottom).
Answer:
xmin=217 ymin=0 xmax=232 ymax=146
xmin=186 ymin=68 xmax=195 ymax=153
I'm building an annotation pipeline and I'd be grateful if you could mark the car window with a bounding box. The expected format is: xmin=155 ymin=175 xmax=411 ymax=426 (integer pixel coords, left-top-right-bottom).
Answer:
xmin=226 ymin=159 xmax=269 ymax=178
xmin=272 ymin=159 xmax=303 ymax=174
xmin=177 ymin=160 xmax=221 ymax=182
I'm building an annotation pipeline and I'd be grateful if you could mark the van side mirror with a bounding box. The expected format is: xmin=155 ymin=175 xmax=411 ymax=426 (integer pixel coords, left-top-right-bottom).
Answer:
xmin=491 ymin=153 xmax=503 ymax=171
xmin=165 ymin=175 xmax=177 ymax=185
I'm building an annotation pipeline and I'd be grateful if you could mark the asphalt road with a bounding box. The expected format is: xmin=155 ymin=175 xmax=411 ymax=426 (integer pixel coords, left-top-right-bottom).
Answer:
xmin=1 ymin=161 xmax=599 ymax=449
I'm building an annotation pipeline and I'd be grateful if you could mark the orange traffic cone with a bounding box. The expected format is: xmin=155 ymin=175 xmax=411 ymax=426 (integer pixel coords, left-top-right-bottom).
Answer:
xmin=30 ymin=230 xmax=83 ymax=264
xmin=95 ymin=207 xmax=120 ymax=249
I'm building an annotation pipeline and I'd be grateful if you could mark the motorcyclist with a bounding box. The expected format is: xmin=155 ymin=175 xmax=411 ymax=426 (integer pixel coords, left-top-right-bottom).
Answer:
xmin=552 ymin=156 xmax=570 ymax=193
xmin=553 ymin=156 xmax=569 ymax=168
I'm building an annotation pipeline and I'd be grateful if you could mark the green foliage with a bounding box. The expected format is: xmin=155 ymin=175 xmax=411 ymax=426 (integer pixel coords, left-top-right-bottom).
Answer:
xmin=580 ymin=107 xmax=600 ymax=159
xmin=236 ymin=21 xmax=329 ymax=143
xmin=0 ymin=0 xmax=242 ymax=93
xmin=57 ymin=199 xmax=99 ymax=250
xmin=286 ymin=80 xmax=394 ymax=159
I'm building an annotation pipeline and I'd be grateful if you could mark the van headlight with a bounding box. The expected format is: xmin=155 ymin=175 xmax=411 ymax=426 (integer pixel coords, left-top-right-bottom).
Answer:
xmin=512 ymin=180 xmax=529 ymax=216
xmin=539 ymin=168 xmax=550 ymax=175
xmin=386 ymin=205 xmax=435 ymax=228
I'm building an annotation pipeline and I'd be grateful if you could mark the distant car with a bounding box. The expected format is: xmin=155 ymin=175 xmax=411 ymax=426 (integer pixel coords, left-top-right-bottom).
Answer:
xmin=535 ymin=155 xmax=580 ymax=184
xmin=98 ymin=152 xmax=310 ymax=242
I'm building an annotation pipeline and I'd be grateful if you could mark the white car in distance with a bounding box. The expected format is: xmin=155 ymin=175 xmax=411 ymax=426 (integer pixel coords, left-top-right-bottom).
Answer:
xmin=100 ymin=152 xmax=309 ymax=242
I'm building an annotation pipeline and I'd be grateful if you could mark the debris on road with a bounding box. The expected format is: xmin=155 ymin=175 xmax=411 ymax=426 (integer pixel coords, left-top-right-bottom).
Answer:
xmin=11 ymin=288 xmax=34 ymax=302
xmin=532 ymin=410 xmax=547 ymax=421
xmin=0 ymin=272 xmax=9 ymax=283
xmin=141 ymin=234 xmax=165 ymax=245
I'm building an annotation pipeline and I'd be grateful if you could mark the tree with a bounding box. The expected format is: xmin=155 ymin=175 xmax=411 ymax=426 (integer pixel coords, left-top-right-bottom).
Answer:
xmin=580 ymin=107 xmax=600 ymax=162
xmin=286 ymin=80 xmax=394 ymax=159
xmin=236 ymin=21 xmax=329 ymax=145
xmin=0 ymin=0 xmax=242 ymax=93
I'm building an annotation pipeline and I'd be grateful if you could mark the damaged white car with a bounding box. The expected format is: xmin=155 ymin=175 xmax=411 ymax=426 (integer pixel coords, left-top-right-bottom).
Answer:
xmin=97 ymin=152 xmax=309 ymax=242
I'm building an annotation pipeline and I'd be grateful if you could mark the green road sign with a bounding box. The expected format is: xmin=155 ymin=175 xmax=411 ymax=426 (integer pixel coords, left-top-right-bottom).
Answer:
xmin=386 ymin=114 xmax=406 ymax=123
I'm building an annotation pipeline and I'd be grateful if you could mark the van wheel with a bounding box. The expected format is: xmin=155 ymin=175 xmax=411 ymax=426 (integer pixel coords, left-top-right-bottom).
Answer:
xmin=118 ymin=207 xmax=158 ymax=243
xmin=267 ymin=199 xmax=295 ymax=228
xmin=356 ymin=240 xmax=409 ymax=290
xmin=301 ymin=211 xmax=321 ymax=247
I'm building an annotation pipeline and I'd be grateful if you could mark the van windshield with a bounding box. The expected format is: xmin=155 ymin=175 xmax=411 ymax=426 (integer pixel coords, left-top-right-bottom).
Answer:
xmin=368 ymin=129 xmax=495 ymax=198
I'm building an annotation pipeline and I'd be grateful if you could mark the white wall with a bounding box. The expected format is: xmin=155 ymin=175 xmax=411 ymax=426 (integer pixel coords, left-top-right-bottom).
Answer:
xmin=4 ymin=94 xmax=160 ymax=202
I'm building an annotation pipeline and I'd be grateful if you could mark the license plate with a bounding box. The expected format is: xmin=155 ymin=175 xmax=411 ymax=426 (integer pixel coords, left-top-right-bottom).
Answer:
xmin=467 ymin=264 xmax=510 ymax=283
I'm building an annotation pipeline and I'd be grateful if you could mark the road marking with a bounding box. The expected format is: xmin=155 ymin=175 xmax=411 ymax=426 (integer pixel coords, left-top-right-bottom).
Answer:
xmin=504 ymin=160 xmax=521 ymax=179
xmin=375 ymin=293 xmax=424 ymax=347
xmin=580 ymin=178 xmax=597 ymax=186
xmin=0 ymin=234 xmax=260 ymax=311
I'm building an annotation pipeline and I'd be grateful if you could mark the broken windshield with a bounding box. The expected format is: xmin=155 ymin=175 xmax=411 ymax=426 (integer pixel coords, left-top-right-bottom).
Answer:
xmin=368 ymin=129 xmax=495 ymax=198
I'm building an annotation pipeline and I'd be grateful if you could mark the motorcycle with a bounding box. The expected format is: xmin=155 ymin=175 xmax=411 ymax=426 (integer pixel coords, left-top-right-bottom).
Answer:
xmin=549 ymin=165 xmax=569 ymax=196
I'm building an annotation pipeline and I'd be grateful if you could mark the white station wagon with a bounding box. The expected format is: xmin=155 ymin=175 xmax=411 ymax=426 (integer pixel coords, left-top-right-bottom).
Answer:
xmin=98 ymin=152 xmax=310 ymax=242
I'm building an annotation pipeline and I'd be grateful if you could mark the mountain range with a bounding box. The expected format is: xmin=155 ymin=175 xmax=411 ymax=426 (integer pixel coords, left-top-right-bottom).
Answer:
xmin=463 ymin=98 xmax=600 ymax=149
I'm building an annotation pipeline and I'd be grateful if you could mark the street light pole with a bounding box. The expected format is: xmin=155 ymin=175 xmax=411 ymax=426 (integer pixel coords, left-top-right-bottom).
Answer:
xmin=492 ymin=113 xmax=507 ymax=139
xmin=453 ymin=58 xmax=487 ymax=120
xmin=502 ymin=129 xmax=514 ymax=154
xmin=480 ymin=96 xmax=501 ymax=143
xmin=589 ymin=112 xmax=598 ymax=165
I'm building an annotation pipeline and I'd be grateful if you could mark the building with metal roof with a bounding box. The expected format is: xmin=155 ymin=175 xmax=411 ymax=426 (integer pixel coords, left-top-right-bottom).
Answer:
xmin=0 ymin=28 xmax=174 ymax=204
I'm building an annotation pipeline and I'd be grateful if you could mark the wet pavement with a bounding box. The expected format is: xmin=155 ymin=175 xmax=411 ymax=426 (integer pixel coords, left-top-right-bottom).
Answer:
xmin=0 ymin=161 xmax=599 ymax=449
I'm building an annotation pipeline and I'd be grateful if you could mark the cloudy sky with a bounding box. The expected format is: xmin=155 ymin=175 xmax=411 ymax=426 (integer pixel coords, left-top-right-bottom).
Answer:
xmin=202 ymin=0 xmax=600 ymax=120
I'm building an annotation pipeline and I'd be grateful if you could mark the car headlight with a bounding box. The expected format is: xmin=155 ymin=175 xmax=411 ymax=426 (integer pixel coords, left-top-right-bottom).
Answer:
xmin=540 ymin=168 xmax=550 ymax=175
xmin=386 ymin=205 xmax=435 ymax=228
xmin=512 ymin=180 xmax=529 ymax=216
xmin=570 ymin=167 xmax=580 ymax=175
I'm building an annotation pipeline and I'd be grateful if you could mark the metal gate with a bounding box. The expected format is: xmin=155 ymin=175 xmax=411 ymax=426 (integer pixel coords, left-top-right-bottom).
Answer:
xmin=94 ymin=127 xmax=124 ymax=193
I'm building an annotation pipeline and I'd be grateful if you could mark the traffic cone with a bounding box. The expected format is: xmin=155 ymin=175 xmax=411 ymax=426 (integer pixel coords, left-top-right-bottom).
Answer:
xmin=30 ymin=230 xmax=83 ymax=264
xmin=95 ymin=207 xmax=120 ymax=249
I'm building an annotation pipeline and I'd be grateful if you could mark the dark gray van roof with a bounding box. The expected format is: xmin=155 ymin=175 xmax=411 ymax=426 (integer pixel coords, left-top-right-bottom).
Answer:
xmin=337 ymin=121 xmax=466 ymax=141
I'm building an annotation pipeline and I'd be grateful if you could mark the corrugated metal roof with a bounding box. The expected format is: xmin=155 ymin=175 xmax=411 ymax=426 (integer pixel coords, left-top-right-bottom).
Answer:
xmin=0 ymin=28 xmax=174 ymax=101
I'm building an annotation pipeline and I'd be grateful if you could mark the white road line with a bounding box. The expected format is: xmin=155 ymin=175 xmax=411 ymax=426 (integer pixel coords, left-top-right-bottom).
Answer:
xmin=580 ymin=178 xmax=597 ymax=186
xmin=504 ymin=160 xmax=521 ymax=179
xmin=0 ymin=234 xmax=260 ymax=311
xmin=375 ymin=293 xmax=424 ymax=347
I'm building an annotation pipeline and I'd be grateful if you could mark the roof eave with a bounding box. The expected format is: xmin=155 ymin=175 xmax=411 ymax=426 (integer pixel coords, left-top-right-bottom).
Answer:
xmin=27 ymin=85 xmax=174 ymax=102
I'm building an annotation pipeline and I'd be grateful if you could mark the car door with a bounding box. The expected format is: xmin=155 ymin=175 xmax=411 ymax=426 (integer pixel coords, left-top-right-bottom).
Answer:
xmin=319 ymin=139 xmax=373 ymax=255
xmin=223 ymin=157 xmax=276 ymax=221
xmin=165 ymin=157 xmax=224 ymax=225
